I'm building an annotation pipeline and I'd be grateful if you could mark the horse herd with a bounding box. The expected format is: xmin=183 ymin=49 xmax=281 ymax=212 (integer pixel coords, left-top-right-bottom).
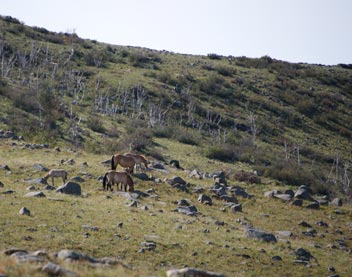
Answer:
xmin=43 ymin=153 xmax=148 ymax=193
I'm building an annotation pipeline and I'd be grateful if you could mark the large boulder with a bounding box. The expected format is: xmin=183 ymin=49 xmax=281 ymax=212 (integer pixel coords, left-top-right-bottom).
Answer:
xmin=56 ymin=182 xmax=81 ymax=196
xmin=294 ymin=186 xmax=314 ymax=201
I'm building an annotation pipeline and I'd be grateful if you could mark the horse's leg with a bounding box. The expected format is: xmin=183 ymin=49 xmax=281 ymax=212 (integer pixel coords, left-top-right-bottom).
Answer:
xmin=52 ymin=176 xmax=54 ymax=187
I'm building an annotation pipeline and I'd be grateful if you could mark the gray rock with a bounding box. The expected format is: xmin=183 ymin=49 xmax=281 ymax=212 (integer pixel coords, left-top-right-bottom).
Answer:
xmin=298 ymin=221 xmax=312 ymax=228
xmin=231 ymin=187 xmax=251 ymax=198
xmin=189 ymin=169 xmax=203 ymax=179
xmin=276 ymin=231 xmax=293 ymax=237
xmin=167 ymin=267 xmax=225 ymax=277
xmin=272 ymin=255 xmax=283 ymax=261
xmin=245 ymin=228 xmax=277 ymax=243
xmin=176 ymin=205 xmax=198 ymax=216
xmin=220 ymin=195 xmax=238 ymax=203
xmin=42 ymin=262 xmax=78 ymax=277
xmin=24 ymin=191 xmax=45 ymax=198
xmin=331 ymin=198 xmax=342 ymax=207
xmin=294 ymin=186 xmax=314 ymax=201
xmin=0 ymin=181 xmax=4 ymax=187
xmin=306 ymin=202 xmax=319 ymax=209
xmin=274 ymin=193 xmax=293 ymax=201
xmin=291 ymin=199 xmax=303 ymax=206
xmin=294 ymin=248 xmax=314 ymax=262
xmin=24 ymin=178 xmax=48 ymax=185
xmin=134 ymin=173 xmax=149 ymax=181
xmin=26 ymin=185 xmax=36 ymax=191
xmin=33 ymin=164 xmax=49 ymax=172
xmin=19 ymin=207 xmax=30 ymax=216
xmin=264 ymin=190 xmax=282 ymax=198
xmin=44 ymin=185 xmax=56 ymax=190
xmin=0 ymin=164 xmax=10 ymax=171
xmin=2 ymin=189 xmax=15 ymax=194
xmin=57 ymin=249 xmax=96 ymax=263
xmin=56 ymin=182 xmax=81 ymax=196
xmin=198 ymin=194 xmax=212 ymax=205
xmin=71 ymin=176 xmax=85 ymax=182
xmin=140 ymin=241 xmax=157 ymax=251
xmin=166 ymin=176 xmax=186 ymax=186
xmin=230 ymin=203 xmax=242 ymax=212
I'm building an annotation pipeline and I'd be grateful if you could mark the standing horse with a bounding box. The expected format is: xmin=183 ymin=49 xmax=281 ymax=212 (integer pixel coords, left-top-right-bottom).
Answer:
xmin=124 ymin=153 xmax=148 ymax=171
xmin=43 ymin=169 xmax=68 ymax=186
xmin=111 ymin=154 xmax=135 ymax=174
xmin=102 ymin=170 xmax=134 ymax=192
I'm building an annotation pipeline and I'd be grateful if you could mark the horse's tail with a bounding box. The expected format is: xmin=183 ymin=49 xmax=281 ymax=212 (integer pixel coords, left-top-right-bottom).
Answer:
xmin=103 ymin=172 xmax=108 ymax=190
xmin=111 ymin=155 xmax=115 ymax=170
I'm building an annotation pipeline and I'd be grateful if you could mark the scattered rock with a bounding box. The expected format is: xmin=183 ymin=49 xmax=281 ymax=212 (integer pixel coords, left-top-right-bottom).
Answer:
xmin=291 ymin=199 xmax=303 ymax=206
xmin=0 ymin=181 xmax=4 ymax=187
xmin=306 ymin=202 xmax=319 ymax=210
xmin=230 ymin=204 xmax=242 ymax=213
xmin=294 ymin=186 xmax=314 ymax=201
xmin=32 ymin=164 xmax=48 ymax=172
xmin=231 ymin=186 xmax=252 ymax=198
xmin=189 ymin=169 xmax=203 ymax=179
xmin=42 ymin=262 xmax=78 ymax=277
xmin=276 ymin=231 xmax=293 ymax=238
xmin=24 ymin=191 xmax=45 ymax=198
xmin=71 ymin=176 xmax=85 ymax=182
xmin=198 ymin=194 xmax=212 ymax=205
xmin=170 ymin=160 xmax=181 ymax=169
xmin=176 ymin=205 xmax=198 ymax=216
xmin=298 ymin=221 xmax=312 ymax=228
xmin=294 ymin=248 xmax=314 ymax=262
xmin=331 ymin=198 xmax=342 ymax=207
xmin=24 ymin=178 xmax=48 ymax=185
xmin=26 ymin=185 xmax=36 ymax=191
xmin=166 ymin=267 xmax=224 ymax=277
xmin=1 ymin=189 xmax=15 ymax=194
xmin=134 ymin=173 xmax=150 ymax=181
xmin=0 ymin=165 xmax=10 ymax=171
xmin=56 ymin=182 xmax=81 ymax=196
xmin=245 ymin=228 xmax=277 ymax=243
xmin=272 ymin=255 xmax=283 ymax=261
xmin=140 ymin=241 xmax=157 ymax=251
xmin=19 ymin=207 xmax=30 ymax=216
xmin=274 ymin=193 xmax=293 ymax=202
xmin=166 ymin=176 xmax=186 ymax=186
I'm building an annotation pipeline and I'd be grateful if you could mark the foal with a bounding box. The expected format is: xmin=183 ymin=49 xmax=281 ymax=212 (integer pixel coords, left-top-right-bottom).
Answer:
xmin=124 ymin=153 xmax=148 ymax=171
xmin=43 ymin=169 xmax=68 ymax=186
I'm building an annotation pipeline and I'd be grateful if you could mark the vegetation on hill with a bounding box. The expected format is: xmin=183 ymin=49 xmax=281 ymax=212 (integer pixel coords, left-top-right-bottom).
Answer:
xmin=0 ymin=15 xmax=351 ymax=199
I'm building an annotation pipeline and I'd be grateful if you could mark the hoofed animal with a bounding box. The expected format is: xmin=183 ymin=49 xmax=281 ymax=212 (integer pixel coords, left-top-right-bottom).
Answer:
xmin=103 ymin=170 xmax=134 ymax=192
xmin=111 ymin=154 xmax=135 ymax=174
xmin=43 ymin=169 xmax=68 ymax=186
xmin=124 ymin=153 xmax=148 ymax=171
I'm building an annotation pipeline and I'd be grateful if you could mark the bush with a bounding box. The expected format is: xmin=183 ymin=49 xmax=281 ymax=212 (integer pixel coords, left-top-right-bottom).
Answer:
xmin=204 ymin=144 xmax=237 ymax=162
xmin=87 ymin=115 xmax=106 ymax=133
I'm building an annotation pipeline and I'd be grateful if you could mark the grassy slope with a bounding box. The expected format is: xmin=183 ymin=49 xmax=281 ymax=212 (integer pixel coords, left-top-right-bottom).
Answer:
xmin=1 ymin=138 xmax=352 ymax=276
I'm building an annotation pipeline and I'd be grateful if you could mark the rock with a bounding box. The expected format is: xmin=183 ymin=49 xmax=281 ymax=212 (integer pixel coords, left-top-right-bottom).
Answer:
xmin=211 ymin=171 xmax=226 ymax=180
xmin=134 ymin=173 xmax=149 ymax=181
xmin=220 ymin=195 xmax=238 ymax=203
xmin=306 ymin=202 xmax=319 ymax=209
xmin=42 ymin=262 xmax=78 ymax=276
xmin=166 ymin=176 xmax=186 ymax=186
xmin=231 ymin=187 xmax=251 ymax=198
xmin=189 ymin=169 xmax=203 ymax=179
xmin=274 ymin=193 xmax=293 ymax=201
xmin=26 ymin=185 xmax=36 ymax=191
xmin=176 ymin=205 xmax=198 ymax=216
xmin=294 ymin=186 xmax=314 ymax=201
xmin=272 ymin=255 xmax=283 ymax=261
xmin=294 ymin=248 xmax=314 ymax=262
xmin=71 ymin=176 xmax=85 ymax=182
xmin=316 ymin=221 xmax=329 ymax=227
xmin=245 ymin=228 xmax=277 ymax=243
xmin=284 ymin=189 xmax=295 ymax=197
xmin=291 ymin=199 xmax=303 ymax=206
xmin=0 ymin=165 xmax=10 ymax=171
xmin=33 ymin=164 xmax=49 ymax=172
xmin=331 ymin=198 xmax=342 ymax=207
xmin=19 ymin=207 xmax=30 ymax=216
xmin=198 ymin=194 xmax=212 ymax=205
xmin=167 ymin=267 xmax=225 ymax=277
xmin=152 ymin=163 xmax=166 ymax=170
xmin=276 ymin=231 xmax=293 ymax=237
xmin=44 ymin=185 xmax=56 ymax=190
xmin=56 ymin=182 xmax=81 ymax=196
xmin=298 ymin=221 xmax=312 ymax=228
xmin=264 ymin=190 xmax=282 ymax=198
xmin=2 ymin=189 xmax=15 ymax=194
xmin=170 ymin=160 xmax=181 ymax=169
xmin=140 ymin=241 xmax=157 ymax=251
xmin=230 ymin=204 xmax=242 ymax=212
xmin=24 ymin=191 xmax=45 ymax=198
xmin=302 ymin=228 xmax=317 ymax=237
xmin=0 ymin=181 xmax=4 ymax=187
xmin=127 ymin=201 xmax=138 ymax=207
xmin=317 ymin=199 xmax=329 ymax=206
xmin=57 ymin=249 xmax=96 ymax=263
xmin=24 ymin=178 xmax=48 ymax=185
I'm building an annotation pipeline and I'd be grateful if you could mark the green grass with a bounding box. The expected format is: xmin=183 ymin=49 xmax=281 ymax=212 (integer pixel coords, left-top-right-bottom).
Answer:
xmin=1 ymin=138 xmax=352 ymax=276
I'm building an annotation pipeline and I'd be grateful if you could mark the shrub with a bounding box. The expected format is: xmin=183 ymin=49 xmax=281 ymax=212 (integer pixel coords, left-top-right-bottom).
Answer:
xmin=207 ymin=53 xmax=222 ymax=60
xmin=204 ymin=144 xmax=237 ymax=162
xmin=234 ymin=171 xmax=260 ymax=184
xmin=87 ymin=115 xmax=106 ymax=133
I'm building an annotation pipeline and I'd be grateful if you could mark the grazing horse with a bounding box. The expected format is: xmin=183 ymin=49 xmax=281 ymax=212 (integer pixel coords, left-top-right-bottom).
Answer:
xmin=124 ymin=153 xmax=148 ymax=171
xmin=111 ymin=154 xmax=135 ymax=174
xmin=43 ymin=169 xmax=68 ymax=186
xmin=102 ymin=170 xmax=134 ymax=192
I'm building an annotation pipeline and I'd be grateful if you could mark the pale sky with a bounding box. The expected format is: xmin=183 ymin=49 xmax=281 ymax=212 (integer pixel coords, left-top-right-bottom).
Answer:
xmin=1 ymin=0 xmax=351 ymax=65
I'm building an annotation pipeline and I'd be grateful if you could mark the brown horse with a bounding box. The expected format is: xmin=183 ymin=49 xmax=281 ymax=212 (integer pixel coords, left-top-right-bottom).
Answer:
xmin=43 ymin=169 xmax=68 ymax=186
xmin=111 ymin=154 xmax=136 ymax=174
xmin=103 ymin=170 xmax=134 ymax=192
xmin=124 ymin=153 xmax=148 ymax=171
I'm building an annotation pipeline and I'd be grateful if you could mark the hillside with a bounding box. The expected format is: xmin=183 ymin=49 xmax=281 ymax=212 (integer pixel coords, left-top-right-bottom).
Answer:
xmin=0 ymin=15 xmax=352 ymax=276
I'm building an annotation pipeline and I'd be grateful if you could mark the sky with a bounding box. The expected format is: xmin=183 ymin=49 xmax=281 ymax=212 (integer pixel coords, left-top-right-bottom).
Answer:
xmin=1 ymin=0 xmax=351 ymax=65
